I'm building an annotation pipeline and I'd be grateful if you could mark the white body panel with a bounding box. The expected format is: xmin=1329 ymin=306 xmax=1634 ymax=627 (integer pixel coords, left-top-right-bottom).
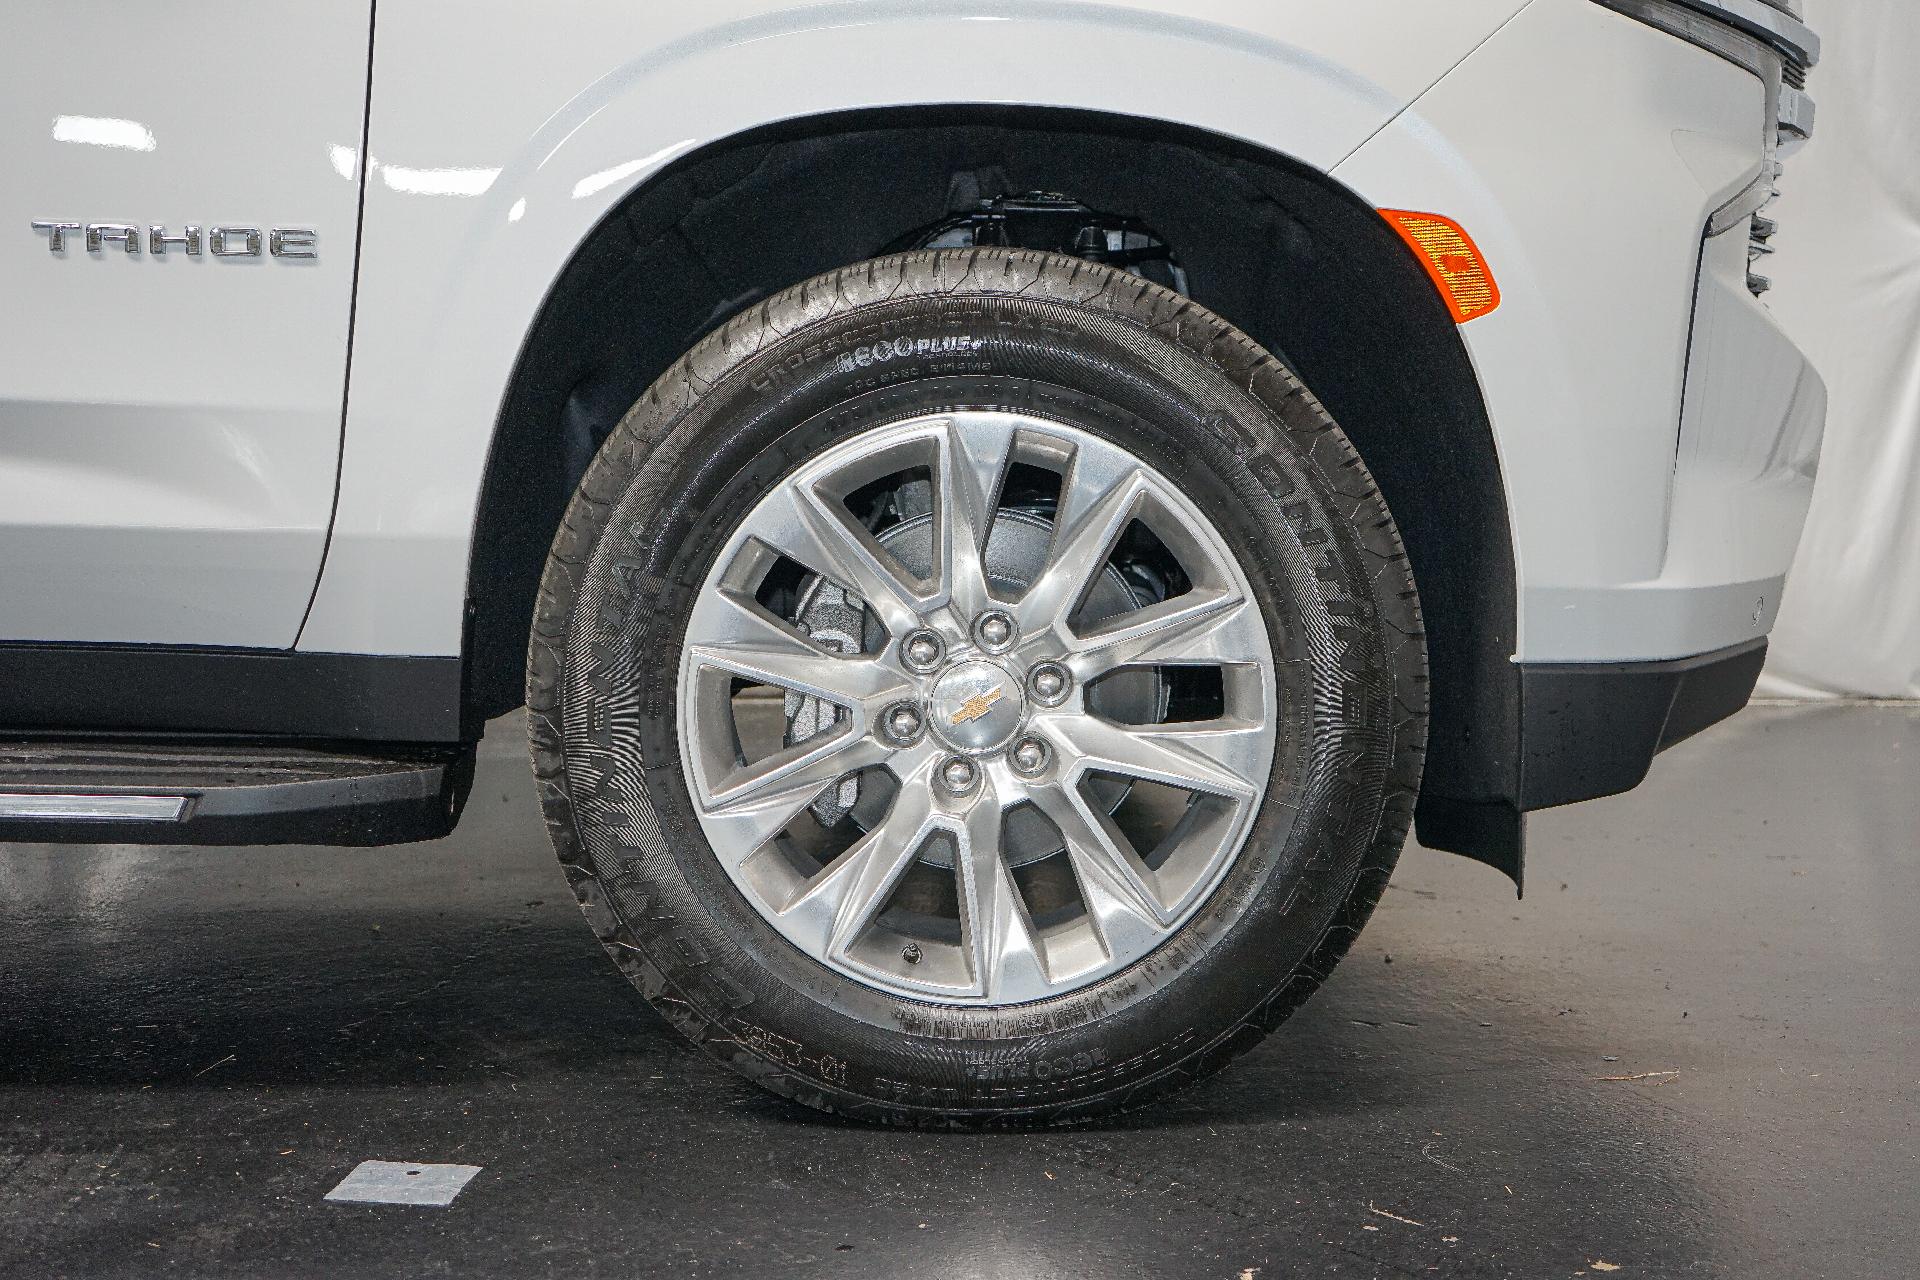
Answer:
xmin=296 ymin=0 xmax=1529 ymax=654
xmin=0 ymin=3 xmax=371 ymax=647
xmin=1663 ymin=221 xmax=1826 ymax=635
xmin=1335 ymin=0 xmax=1824 ymax=658
xmin=1 ymin=0 xmax=1825 ymax=668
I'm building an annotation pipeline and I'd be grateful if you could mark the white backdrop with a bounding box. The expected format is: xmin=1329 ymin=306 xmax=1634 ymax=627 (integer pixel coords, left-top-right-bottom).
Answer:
xmin=1756 ymin=1 xmax=1920 ymax=698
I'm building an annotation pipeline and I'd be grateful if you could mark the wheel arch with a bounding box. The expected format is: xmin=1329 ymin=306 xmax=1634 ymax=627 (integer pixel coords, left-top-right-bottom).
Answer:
xmin=460 ymin=106 xmax=1520 ymax=880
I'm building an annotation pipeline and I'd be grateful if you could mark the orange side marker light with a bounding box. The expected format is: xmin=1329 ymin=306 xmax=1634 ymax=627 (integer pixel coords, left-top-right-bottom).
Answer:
xmin=1380 ymin=209 xmax=1501 ymax=323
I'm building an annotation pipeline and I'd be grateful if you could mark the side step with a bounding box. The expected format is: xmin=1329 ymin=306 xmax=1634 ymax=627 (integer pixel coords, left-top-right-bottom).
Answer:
xmin=0 ymin=740 xmax=476 ymax=846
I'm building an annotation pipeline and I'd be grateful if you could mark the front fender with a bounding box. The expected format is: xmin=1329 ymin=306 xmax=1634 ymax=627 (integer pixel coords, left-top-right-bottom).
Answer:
xmin=1334 ymin=0 xmax=1779 ymax=663
xmin=296 ymin=0 xmax=1526 ymax=655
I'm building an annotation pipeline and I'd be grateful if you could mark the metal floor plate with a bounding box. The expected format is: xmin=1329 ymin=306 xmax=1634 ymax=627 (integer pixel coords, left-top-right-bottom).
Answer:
xmin=325 ymin=1160 xmax=482 ymax=1207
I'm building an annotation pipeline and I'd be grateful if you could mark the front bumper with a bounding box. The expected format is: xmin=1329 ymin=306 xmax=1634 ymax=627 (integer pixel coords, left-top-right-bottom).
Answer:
xmin=1335 ymin=0 xmax=1826 ymax=665
xmin=1529 ymin=0 xmax=1827 ymax=661
xmin=1525 ymin=218 xmax=1827 ymax=661
xmin=1340 ymin=0 xmax=1826 ymax=886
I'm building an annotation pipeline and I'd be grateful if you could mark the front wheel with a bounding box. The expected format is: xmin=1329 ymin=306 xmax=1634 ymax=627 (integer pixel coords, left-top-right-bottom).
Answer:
xmin=529 ymin=249 xmax=1425 ymax=1125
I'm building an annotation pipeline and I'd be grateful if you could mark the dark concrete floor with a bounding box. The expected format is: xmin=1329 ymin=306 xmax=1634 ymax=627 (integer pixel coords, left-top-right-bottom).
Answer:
xmin=1 ymin=703 xmax=1915 ymax=1279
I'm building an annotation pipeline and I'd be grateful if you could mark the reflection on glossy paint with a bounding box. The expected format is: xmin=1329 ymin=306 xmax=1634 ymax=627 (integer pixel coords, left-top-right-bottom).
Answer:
xmin=571 ymin=139 xmax=698 ymax=201
xmin=325 ymin=146 xmax=498 ymax=197
xmin=379 ymin=163 xmax=501 ymax=197
xmin=52 ymin=115 xmax=155 ymax=152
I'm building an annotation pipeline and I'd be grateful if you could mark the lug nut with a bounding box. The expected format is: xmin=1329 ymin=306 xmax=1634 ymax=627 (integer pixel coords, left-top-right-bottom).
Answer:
xmin=1029 ymin=662 xmax=1071 ymax=706
xmin=1010 ymin=737 xmax=1050 ymax=776
xmin=903 ymin=629 xmax=945 ymax=673
xmin=973 ymin=610 xmax=1016 ymax=653
xmin=882 ymin=702 xmax=924 ymax=745
xmin=939 ymin=756 xmax=979 ymax=794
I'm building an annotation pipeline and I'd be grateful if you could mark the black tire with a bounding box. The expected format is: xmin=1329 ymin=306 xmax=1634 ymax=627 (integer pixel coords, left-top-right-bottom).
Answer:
xmin=528 ymin=249 xmax=1426 ymax=1126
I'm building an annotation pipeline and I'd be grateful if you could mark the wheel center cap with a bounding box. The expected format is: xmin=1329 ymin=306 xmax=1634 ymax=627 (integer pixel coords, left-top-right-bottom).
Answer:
xmin=928 ymin=660 xmax=1025 ymax=754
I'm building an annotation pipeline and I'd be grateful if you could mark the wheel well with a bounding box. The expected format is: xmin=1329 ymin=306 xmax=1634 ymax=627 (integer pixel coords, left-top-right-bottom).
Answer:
xmin=467 ymin=107 xmax=1518 ymax=831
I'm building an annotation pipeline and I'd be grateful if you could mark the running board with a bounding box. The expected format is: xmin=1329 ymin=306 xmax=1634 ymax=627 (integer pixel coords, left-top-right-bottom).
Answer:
xmin=0 ymin=740 xmax=475 ymax=846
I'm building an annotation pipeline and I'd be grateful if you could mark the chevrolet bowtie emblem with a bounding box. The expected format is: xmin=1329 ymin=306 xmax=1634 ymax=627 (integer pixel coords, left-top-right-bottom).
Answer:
xmin=949 ymin=685 xmax=1005 ymax=726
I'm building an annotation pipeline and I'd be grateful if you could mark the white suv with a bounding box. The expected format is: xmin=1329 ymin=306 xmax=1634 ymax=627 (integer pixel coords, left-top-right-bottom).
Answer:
xmin=0 ymin=0 xmax=1824 ymax=1122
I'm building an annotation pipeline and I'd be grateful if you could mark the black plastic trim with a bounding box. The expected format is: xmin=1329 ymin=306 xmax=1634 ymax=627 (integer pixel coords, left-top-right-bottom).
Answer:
xmin=1416 ymin=639 xmax=1767 ymax=891
xmin=0 ymin=644 xmax=466 ymax=743
xmin=1517 ymin=638 xmax=1767 ymax=811
xmin=1414 ymin=797 xmax=1526 ymax=892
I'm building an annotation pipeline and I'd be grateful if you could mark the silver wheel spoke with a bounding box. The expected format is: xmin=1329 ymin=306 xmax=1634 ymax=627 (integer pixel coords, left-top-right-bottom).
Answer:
xmin=934 ymin=415 xmax=1017 ymax=620
xmin=1066 ymin=588 xmax=1261 ymax=680
xmin=1048 ymin=713 xmax=1263 ymax=802
xmin=954 ymin=787 xmax=1047 ymax=1000
xmin=783 ymin=781 xmax=940 ymax=958
xmin=753 ymin=481 xmax=929 ymax=638
xmin=1052 ymin=434 xmax=1145 ymax=556
xmin=1016 ymin=463 xmax=1147 ymax=636
xmin=699 ymin=732 xmax=891 ymax=859
xmin=1029 ymin=780 xmax=1173 ymax=932
xmin=687 ymin=592 xmax=907 ymax=709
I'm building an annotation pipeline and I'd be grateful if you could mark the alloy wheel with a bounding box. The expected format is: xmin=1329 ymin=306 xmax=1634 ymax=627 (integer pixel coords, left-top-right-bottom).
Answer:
xmin=677 ymin=411 xmax=1278 ymax=1004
